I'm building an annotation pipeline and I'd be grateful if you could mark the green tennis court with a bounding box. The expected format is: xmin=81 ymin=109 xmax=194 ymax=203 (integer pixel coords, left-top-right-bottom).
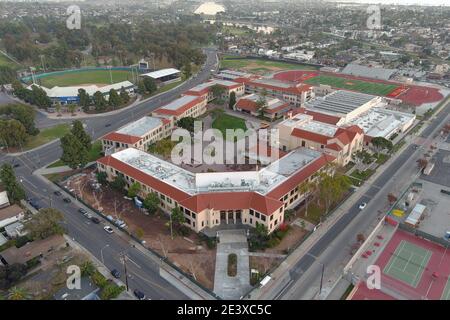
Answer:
xmin=383 ymin=240 xmax=432 ymax=287
xmin=304 ymin=75 xmax=398 ymax=96
xmin=442 ymin=277 xmax=450 ymax=300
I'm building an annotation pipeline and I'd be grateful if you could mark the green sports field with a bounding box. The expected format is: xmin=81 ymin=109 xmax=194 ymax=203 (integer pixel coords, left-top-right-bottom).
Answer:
xmin=304 ymin=74 xmax=398 ymax=96
xmin=220 ymin=55 xmax=318 ymax=74
xmin=36 ymin=70 xmax=135 ymax=87
xmin=383 ymin=240 xmax=432 ymax=288
xmin=212 ymin=113 xmax=247 ymax=140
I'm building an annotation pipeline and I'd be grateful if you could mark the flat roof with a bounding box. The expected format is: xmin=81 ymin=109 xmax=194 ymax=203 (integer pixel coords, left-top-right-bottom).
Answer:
xmin=348 ymin=108 xmax=415 ymax=138
xmin=280 ymin=113 xmax=338 ymax=137
xmin=141 ymin=68 xmax=180 ymax=79
xmin=306 ymin=90 xmax=378 ymax=115
xmin=109 ymin=147 xmax=323 ymax=196
xmin=159 ymin=95 xmax=200 ymax=111
xmin=188 ymin=79 xmax=241 ymax=92
xmin=28 ymin=81 xmax=134 ymax=98
xmin=116 ymin=116 xmax=163 ymax=137
xmin=250 ymin=78 xmax=294 ymax=89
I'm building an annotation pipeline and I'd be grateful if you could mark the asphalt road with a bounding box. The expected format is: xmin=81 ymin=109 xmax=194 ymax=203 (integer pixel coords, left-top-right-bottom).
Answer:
xmin=279 ymin=102 xmax=450 ymax=299
xmin=0 ymin=48 xmax=219 ymax=300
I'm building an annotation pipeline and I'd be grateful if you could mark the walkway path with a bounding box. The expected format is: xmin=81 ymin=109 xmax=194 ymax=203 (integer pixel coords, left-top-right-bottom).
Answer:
xmin=213 ymin=230 xmax=251 ymax=299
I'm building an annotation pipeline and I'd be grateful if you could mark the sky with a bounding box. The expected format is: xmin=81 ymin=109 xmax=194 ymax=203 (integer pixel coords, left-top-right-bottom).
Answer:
xmin=328 ymin=0 xmax=449 ymax=6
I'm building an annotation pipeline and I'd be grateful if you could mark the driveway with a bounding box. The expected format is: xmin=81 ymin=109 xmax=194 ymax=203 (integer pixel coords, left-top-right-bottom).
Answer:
xmin=213 ymin=230 xmax=251 ymax=299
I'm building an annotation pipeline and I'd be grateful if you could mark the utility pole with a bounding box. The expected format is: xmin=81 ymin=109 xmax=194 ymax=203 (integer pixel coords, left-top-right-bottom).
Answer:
xmin=120 ymin=252 xmax=129 ymax=292
xmin=319 ymin=263 xmax=325 ymax=296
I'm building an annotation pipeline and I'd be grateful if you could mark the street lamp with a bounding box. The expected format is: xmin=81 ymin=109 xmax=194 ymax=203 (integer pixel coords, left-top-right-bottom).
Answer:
xmin=100 ymin=244 xmax=109 ymax=265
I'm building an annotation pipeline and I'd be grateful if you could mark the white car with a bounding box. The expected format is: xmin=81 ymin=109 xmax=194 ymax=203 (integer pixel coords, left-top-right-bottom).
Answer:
xmin=103 ymin=226 xmax=114 ymax=234
xmin=359 ymin=202 xmax=367 ymax=210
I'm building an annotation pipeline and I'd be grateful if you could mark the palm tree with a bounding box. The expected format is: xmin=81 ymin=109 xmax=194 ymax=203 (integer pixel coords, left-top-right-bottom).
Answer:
xmin=55 ymin=102 xmax=62 ymax=116
xmin=8 ymin=286 xmax=31 ymax=300
xmin=80 ymin=261 xmax=96 ymax=277
xmin=68 ymin=104 xmax=76 ymax=116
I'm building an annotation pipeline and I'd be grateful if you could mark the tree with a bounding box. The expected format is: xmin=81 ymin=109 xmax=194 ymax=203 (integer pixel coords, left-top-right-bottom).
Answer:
xmin=210 ymin=84 xmax=226 ymax=100
xmin=143 ymin=192 xmax=160 ymax=214
xmin=0 ymin=66 xmax=16 ymax=85
xmin=356 ymin=233 xmax=366 ymax=243
xmin=68 ymin=104 xmax=76 ymax=116
xmin=78 ymin=89 xmax=90 ymax=111
xmin=317 ymin=172 xmax=351 ymax=215
xmin=55 ymin=102 xmax=62 ymax=116
xmin=0 ymin=104 xmax=39 ymax=136
xmin=183 ymin=62 xmax=192 ymax=79
xmin=0 ymin=264 xmax=28 ymax=290
xmin=108 ymin=89 xmax=122 ymax=109
xmin=137 ymin=81 xmax=146 ymax=95
xmin=71 ymin=120 xmax=91 ymax=151
xmin=387 ymin=193 xmax=397 ymax=205
xmin=25 ymin=208 xmax=65 ymax=240
xmin=417 ymin=158 xmax=428 ymax=171
xmin=60 ymin=133 xmax=88 ymax=169
xmin=0 ymin=119 xmax=28 ymax=148
xmin=299 ymin=180 xmax=317 ymax=217
xmin=80 ymin=261 xmax=96 ymax=277
xmin=229 ymin=91 xmax=236 ymax=109
xmin=119 ymin=87 xmax=130 ymax=104
xmin=127 ymin=182 xmax=141 ymax=198
xmin=8 ymin=286 xmax=30 ymax=300
xmin=371 ymin=137 xmax=393 ymax=152
xmin=111 ymin=175 xmax=126 ymax=192
xmin=96 ymin=172 xmax=108 ymax=185
xmin=177 ymin=117 xmax=195 ymax=132
xmin=171 ymin=207 xmax=186 ymax=230
xmin=93 ymin=91 xmax=107 ymax=111
xmin=0 ymin=164 xmax=26 ymax=203
xmin=30 ymin=85 xmax=51 ymax=109
xmin=256 ymin=95 xmax=267 ymax=117
xmin=143 ymin=77 xmax=157 ymax=94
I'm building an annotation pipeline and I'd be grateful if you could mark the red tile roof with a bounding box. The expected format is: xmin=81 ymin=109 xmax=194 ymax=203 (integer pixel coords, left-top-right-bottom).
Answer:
xmin=295 ymin=108 xmax=342 ymax=125
xmin=291 ymin=128 xmax=329 ymax=145
xmin=325 ymin=143 xmax=343 ymax=151
xmin=179 ymin=192 xmax=283 ymax=216
xmin=236 ymin=98 xmax=259 ymax=112
xmin=101 ymin=132 xmax=141 ymax=145
xmin=267 ymin=154 xmax=335 ymax=199
xmin=247 ymin=80 xmax=312 ymax=95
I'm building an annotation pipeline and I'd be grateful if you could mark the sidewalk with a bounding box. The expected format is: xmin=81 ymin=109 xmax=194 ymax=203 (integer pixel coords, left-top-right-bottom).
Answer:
xmin=64 ymin=235 xmax=135 ymax=300
xmin=247 ymin=132 xmax=412 ymax=300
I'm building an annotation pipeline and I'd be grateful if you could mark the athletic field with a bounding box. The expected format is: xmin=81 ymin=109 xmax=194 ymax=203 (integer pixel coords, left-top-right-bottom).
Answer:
xmin=304 ymin=74 xmax=398 ymax=96
xmin=33 ymin=69 xmax=135 ymax=87
xmin=220 ymin=55 xmax=318 ymax=74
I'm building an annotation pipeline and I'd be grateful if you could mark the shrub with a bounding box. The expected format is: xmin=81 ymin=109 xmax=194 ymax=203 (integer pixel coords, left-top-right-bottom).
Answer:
xmin=15 ymin=235 xmax=32 ymax=248
xmin=100 ymin=283 xmax=125 ymax=300
xmin=267 ymin=237 xmax=281 ymax=248
xmin=91 ymin=271 xmax=108 ymax=288
xmin=227 ymin=254 xmax=237 ymax=277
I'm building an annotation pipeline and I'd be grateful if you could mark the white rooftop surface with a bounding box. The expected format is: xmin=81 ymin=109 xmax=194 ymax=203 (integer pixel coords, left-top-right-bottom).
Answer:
xmin=306 ymin=90 xmax=379 ymax=115
xmin=141 ymin=68 xmax=180 ymax=79
xmin=341 ymin=63 xmax=397 ymax=81
xmin=159 ymin=95 xmax=199 ymax=111
xmin=281 ymin=113 xmax=338 ymax=136
xmin=348 ymin=108 xmax=415 ymax=138
xmin=241 ymin=94 xmax=286 ymax=110
xmin=28 ymin=81 xmax=134 ymax=98
xmin=406 ymin=203 xmax=426 ymax=225
xmin=111 ymin=147 xmax=322 ymax=196
xmin=116 ymin=116 xmax=163 ymax=137
xmin=0 ymin=191 xmax=9 ymax=206
xmin=251 ymin=78 xmax=294 ymax=89
xmin=189 ymin=79 xmax=240 ymax=92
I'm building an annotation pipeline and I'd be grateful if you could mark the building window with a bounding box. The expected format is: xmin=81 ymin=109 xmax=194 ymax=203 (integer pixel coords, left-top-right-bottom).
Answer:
xmin=255 ymin=212 xmax=260 ymax=219
xmin=261 ymin=215 xmax=266 ymax=222
xmin=249 ymin=209 xmax=254 ymax=216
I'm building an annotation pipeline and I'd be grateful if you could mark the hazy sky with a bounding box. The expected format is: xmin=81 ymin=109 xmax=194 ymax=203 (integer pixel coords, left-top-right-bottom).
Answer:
xmin=328 ymin=0 xmax=449 ymax=6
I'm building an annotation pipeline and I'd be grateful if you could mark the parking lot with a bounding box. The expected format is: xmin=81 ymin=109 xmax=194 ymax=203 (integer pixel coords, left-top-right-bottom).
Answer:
xmin=421 ymin=149 xmax=450 ymax=188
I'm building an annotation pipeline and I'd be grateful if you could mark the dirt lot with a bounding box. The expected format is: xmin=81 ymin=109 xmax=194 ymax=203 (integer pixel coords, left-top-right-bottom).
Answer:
xmin=64 ymin=170 xmax=216 ymax=289
xmin=266 ymin=225 xmax=308 ymax=255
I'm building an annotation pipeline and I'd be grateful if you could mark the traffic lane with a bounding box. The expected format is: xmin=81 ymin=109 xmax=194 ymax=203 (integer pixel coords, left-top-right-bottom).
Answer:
xmin=22 ymin=179 xmax=187 ymax=300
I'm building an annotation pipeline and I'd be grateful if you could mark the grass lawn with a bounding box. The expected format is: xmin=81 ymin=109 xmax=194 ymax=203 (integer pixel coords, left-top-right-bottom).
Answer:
xmin=304 ymin=75 xmax=398 ymax=96
xmin=24 ymin=124 xmax=70 ymax=150
xmin=220 ymin=55 xmax=318 ymax=73
xmin=350 ymin=169 xmax=375 ymax=182
xmin=0 ymin=53 xmax=20 ymax=69
xmin=375 ymin=153 xmax=390 ymax=165
xmin=48 ymin=140 xmax=103 ymax=168
xmin=301 ymin=203 xmax=324 ymax=225
xmin=34 ymin=70 xmax=134 ymax=87
xmin=212 ymin=113 xmax=247 ymax=139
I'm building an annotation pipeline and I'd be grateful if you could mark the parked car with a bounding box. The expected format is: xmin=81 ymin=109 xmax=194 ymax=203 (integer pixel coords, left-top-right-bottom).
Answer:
xmin=78 ymin=208 xmax=88 ymax=214
xmin=106 ymin=215 xmax=114 ymax=222
xmin=114 ymin=219 xmax=127 ymax=229
xmin=105 ymin=123 xmax=111 ymax=127
xmin=27 ymin=198 xmax=41 ymax=210
xmin=133 ymin=289 xmax=146 ymax=300
xmin=53 ymin=191 xmax=62 ymax=196
xmin=13 ymin=163 xmax=20 ymax=168
xmin=63 ymin=198 xmax=71 ymax=203
xmin=103 ymin=226 xmax=114 ymax=234
xmin=111 ymin=269 xmax=121 ymax=278
xmin=91 ymin=217 xmax=101 ymax=224
xmin=359 ymin=202 xmax=367 ymax=210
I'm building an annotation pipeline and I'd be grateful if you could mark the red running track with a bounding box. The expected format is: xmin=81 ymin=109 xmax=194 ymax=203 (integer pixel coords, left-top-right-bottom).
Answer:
xmin=272 ymin=70 xmax=444 ymax=106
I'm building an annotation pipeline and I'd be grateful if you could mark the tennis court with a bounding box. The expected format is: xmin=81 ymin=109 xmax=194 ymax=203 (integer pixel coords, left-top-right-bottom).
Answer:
xmin=383 ymin=240 xmax=432 ymax=288
xmin=442 ymin=278 xmax=450 ymax=300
